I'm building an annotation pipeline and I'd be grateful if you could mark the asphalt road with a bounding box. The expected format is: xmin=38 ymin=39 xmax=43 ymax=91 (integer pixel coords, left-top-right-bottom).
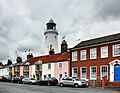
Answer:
xmin=0 ymin=82 xmax=119 ymax=93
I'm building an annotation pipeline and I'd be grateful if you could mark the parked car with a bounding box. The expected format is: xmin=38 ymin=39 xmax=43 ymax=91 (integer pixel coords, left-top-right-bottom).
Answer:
xmin=22 ymin=78 xmax=37 ymax=84
xmin=0 ymin=76 xmax=10 ymax=82
xmin=38 ymin=77 xmax=58 ymax=86
xmin=11 ymin=76 xmax=23 ymax=83
xmin=59 ymin=77 xmax=87 ymax=88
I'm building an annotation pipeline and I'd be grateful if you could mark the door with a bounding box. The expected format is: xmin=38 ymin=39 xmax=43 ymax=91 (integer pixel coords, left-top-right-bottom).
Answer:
xmin=114 ymin=64 xmax=120 ymax=82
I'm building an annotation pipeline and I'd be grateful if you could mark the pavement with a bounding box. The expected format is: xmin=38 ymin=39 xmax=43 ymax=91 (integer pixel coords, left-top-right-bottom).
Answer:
xmin=0 ymin=82 xmax=120 ymax=93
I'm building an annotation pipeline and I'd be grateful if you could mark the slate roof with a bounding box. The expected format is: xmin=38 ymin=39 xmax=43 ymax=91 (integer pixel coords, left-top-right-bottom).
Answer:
xmin=73 ymin=33 xmax=120 ymax=49
xmin=26 ymin=52 xmax=70 ymax=65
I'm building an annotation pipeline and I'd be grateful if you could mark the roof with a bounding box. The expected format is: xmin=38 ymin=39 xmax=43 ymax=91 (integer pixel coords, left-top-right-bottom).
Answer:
xmin=12 ymin=62 xmax=23 ymax=66
xmin=74 ymin=33 xmax=120 ymax=49
xmin=0 ymin=64 xmax=11 ymax=69
xmin=45 ymin=52 xmax=70 ymax=63
xmin=26 ymin=55 xmax=48 ymax=65
xmin=25 ymin=52 xmax=70 ymax=65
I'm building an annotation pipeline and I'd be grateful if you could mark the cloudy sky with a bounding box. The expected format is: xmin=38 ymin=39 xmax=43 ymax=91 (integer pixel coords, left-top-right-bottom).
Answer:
xmin=0 ymin=0 xmax=120 ymax=63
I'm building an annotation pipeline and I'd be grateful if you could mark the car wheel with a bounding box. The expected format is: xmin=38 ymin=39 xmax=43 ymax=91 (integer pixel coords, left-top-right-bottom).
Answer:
xmin=37 ymin=82 xmax=39 ymax=85
xmin=47 ymin=82 xmax=50 ymax=86
xmin=74 ymin=84 xmax=79 ymax=88
xmin=30 ymin=82 xmax=32 ymax=85
xmin=18 ymin=81 xmax=20 ymax=84
xmin=60 ymin=83 xmax=63 ymax=87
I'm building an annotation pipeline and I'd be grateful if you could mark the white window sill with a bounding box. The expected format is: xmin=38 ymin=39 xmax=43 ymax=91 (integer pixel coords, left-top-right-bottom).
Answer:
xmin=113 ymin=55 xmax=120 ymax=57
xmin=90 ymin=78 xmax=97 ymax=80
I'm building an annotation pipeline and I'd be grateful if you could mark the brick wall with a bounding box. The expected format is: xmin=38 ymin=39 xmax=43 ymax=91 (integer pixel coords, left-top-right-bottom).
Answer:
xmin=70 ymin=41 xmax=120 ymax=87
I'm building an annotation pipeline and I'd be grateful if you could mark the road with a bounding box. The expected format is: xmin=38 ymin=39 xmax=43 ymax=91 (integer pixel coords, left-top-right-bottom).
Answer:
xmin=0 ymin=82 xmax=119 ymax=93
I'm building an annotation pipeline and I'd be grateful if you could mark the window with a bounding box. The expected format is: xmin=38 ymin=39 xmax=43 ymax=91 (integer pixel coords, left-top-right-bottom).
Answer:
xmin=48 ymin=74 xmax=51 ymax=78
xmin=48 ymin=64 xmax=51 ymax=69
xmin=72 ymin=51 xmax=77 ymax=61
xmin=58 ymin=63 xmax=62 ymax=69
xmin=90 ymin=66 xmax=97 ymax=80
xmin=39 ymin=65 xmax=42 ymax=71
xmin=24 ymin=75 xmax=29 ymax=78
xmin=63 ymin=77 xmax=72 ymax=81
xmin=101 ymin=46 xmax=108 ymax=58
xmin=90 ymin=48 xmax=97 ymax=59
xmin=100 ymin=66 xmax=108 ymax=79
xmin=44 ymin=75 xmax=46 ymax=79
xmin=46 ymin=35 xmax=47 ymax=39
xmin=64 ymin=72 xmax=67 ymax=77
xmin=55 ymin=36 xmax=57 ymax=39
xmin=80 ymin=67 xmax=87 ymax=79
xmin=80 ymin=50 xmax=86 ymax=60
xmin=72 ymin=67 xmax=77 ymax=77
xmin=24 ymin=65 xmax=29 ymax=71
xmin=113 ymin=44 xmax=120 ymax=57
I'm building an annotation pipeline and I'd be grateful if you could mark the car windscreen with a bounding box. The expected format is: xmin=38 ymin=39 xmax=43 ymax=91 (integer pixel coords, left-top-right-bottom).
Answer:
xmin=75 ymin=79 xmax=84 ymax=81
xmin=31 ymin=78 xmax=35 ymax=80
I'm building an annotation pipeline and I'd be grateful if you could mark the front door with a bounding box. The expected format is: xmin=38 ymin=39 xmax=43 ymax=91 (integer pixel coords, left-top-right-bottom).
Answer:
xmin=114 ymin=64 xmax=120 ymax=82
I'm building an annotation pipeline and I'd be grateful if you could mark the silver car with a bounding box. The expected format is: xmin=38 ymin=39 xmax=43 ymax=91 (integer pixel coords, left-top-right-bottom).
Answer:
xmin=22 ymin=78 xmax=37 ymax=84
xmin=59 ymin=77 xmax=87 ymax=88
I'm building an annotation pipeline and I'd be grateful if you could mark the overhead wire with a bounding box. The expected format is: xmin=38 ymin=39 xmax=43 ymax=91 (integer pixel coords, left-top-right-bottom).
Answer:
xmin=0 ymin=31 xmax=30 ymax=50
xmin=0 ymin=31 xmax=32 ymax=59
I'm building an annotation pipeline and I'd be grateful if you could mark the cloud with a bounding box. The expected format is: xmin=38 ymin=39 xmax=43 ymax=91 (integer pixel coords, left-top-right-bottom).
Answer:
xmin=0 ymin=0 xmax=120 ymax=63
xmin=94 ymin=0 xmax=120 ymax=20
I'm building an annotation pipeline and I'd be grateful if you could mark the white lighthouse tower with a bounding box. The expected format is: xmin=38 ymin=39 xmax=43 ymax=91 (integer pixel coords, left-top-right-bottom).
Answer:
xmin=44 ymin=19 xmax=59 ymax=55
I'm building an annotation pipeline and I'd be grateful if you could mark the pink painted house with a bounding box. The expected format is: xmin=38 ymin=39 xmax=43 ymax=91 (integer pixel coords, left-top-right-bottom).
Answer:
xmin=42 ymin=52 xmax=70 ymax=82
xmin=20 ymin=66 xmax=23 ymax=76
xmin=54 ymin=60 xmax=69 ymax=82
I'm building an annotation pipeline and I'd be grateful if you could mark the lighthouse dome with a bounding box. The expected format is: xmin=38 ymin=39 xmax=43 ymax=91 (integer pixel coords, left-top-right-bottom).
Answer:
xmin=49 ymin=18 xmax=54 ymax=23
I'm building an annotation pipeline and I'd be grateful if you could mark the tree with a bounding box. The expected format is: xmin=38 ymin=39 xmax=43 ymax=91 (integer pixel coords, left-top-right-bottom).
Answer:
xmin=0 ymin=62 xmax=3 ymax=66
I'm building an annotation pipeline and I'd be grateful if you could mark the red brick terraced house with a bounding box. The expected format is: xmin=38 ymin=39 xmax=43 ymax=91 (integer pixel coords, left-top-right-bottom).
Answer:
xmin=70 ymin=33 xmax=120 ymax=87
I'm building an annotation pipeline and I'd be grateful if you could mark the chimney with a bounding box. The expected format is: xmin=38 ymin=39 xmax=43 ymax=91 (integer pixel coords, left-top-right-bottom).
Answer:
xmin=27 ymin=53 xmax=33 ymax=59
xmin=16 ymin=56 xmax=22 ymax=63
xmin=26 ymin=49 xmax=33 ymax=59
xmin=61 ymin=40 xmax=68 ymax=53
xmin=49 ymin=44 xmax=55 ymax=55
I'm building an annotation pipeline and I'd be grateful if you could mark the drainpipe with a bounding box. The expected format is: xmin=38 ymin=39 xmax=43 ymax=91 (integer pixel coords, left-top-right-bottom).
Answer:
xmin=69 ymin=48 xmax=72 ymax=77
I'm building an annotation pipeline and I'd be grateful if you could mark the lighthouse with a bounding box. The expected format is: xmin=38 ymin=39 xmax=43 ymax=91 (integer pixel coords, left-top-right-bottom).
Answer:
xmin=44 ymin=19 xmax=59 ymax=55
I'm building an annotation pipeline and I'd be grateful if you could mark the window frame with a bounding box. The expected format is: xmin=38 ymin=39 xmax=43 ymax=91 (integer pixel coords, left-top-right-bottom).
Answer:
xmin=58 ymin=62 xmax=62 ymax=69
xmin=80 ymin=50 xmax=87 ymax=60
xmin=23 ymin=65 xmax=29 ymax=71
xmin=72 ymin=51 xmax=77 ymax=61
xmin=80 ymin=67 xmax=87 ymax=80
xmin=48 ymin=74 xmax=51 ymax=78
xmin=90 ymin=66 xmax=97 ymax=80
xmin=100 ymin=65 xmax=108 ymax=80
xmin=113 ymin=44 xmax=120 ymax=57
xmin=72 ymin=67 xmax=78 ymax=77
xmin=90 ymin=48 xmax=97 ymax=59
xmin=101 ymin=46 xmax=108 ymax=58
xmin=48 ymin=63 xmax=51 ymax=69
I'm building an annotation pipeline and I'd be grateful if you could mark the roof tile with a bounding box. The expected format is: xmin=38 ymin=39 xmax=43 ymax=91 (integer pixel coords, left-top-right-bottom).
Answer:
xmin=26 ymin=52 xmax=69 ymax=65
